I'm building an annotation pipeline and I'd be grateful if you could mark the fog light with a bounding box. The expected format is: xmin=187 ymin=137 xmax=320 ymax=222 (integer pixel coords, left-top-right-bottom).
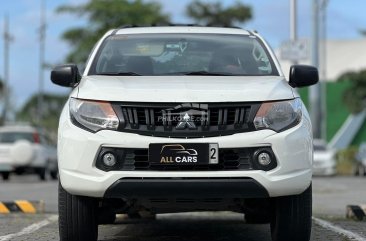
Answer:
xmin=103 ymin=153 xmax=116 ymax=167
xmin=258 ymin=152 xmax=271 ymax=166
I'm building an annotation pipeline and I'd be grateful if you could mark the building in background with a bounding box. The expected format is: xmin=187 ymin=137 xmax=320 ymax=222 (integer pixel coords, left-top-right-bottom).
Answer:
xmin=277 ymin=38 xmax=366 ymax=81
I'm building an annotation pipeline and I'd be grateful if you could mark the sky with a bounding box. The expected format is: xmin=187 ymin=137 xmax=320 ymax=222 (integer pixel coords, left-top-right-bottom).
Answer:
xmin=0 ymin=0 xmax=365 ymax=110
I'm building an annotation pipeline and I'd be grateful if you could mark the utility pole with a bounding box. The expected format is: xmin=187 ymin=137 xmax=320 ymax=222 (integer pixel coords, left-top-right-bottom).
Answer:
xmin=290 ymin=0 xmax=298 ymax=64
xmin=38 ymin=0 xmax=46 ymax=125
xmin=320 ymin=0 xmax=328 ymax=141
xmin=310 ymin=0 xmax=322 ymax=139
xmin=2 ymin=15 xmax=11 ymax=123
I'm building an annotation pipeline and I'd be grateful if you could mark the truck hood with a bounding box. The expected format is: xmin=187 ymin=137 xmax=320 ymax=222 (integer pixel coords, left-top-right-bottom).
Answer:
xmin=77 ymin=76 xmax=294 ymax=102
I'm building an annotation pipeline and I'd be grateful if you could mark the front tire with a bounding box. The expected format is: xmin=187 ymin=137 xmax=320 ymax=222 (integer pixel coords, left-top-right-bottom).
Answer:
xmin=270 ymin=184 xmax=312 ymax=241
xmin=59 ymin=182 xmax=98 ymax=241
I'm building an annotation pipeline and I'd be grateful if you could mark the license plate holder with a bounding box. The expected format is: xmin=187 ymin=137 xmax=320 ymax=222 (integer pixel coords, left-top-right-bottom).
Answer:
xmin=149 ymin=143 xmax=219 ymax=165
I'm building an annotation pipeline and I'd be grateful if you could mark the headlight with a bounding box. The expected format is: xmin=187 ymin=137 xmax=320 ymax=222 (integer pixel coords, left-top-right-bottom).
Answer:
xmin=254 ymin=98 xmax=302 ymax=132
xmin=69 ymin=98 xmax=119 ymax=132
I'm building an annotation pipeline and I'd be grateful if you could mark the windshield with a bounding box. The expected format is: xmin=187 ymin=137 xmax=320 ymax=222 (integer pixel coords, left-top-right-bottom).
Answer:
xmin=0 ymin=132 xmax=35 ymax=143
xmin=89 ymin=33 xmax=278 ymax=76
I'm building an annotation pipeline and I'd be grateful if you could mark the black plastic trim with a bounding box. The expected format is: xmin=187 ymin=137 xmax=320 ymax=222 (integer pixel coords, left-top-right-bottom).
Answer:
xmin=95 ymin=146 xmax=277 ymax=172
xmin=252 ymin=147 xmax=278 ymax=171
xmin=111 ymin=102 xmax=261 ymax=138
xmin=104 ymin=178 xmax=269 ymax=199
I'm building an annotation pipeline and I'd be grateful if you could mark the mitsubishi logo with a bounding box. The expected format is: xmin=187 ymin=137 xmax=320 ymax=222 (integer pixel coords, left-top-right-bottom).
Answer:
xmin=176 ymin=113 xmax=197 ymax=130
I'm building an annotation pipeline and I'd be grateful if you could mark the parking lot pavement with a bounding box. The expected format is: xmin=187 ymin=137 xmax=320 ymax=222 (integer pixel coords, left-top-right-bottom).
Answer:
xmin=0 ymin=213 xmax=363 ymax=241
xmin=331 ymin=220 xmax=366 ymax=238
xmin=0 ymin=175 xmax=365 ymax=240
xmin=312 ymin=176 xmax=366 ymax=218
xmin=0 ymin=214 xmax=58 ymax=241
xmin=0 ymin=174 xmax=58 ymax=213
xmin=1 ymin=175 xmax=365 ymax=216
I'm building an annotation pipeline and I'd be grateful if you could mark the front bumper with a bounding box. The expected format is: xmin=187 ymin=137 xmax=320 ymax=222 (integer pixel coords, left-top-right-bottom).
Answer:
xmin=58 ymin=109 xmax=313 ymax=198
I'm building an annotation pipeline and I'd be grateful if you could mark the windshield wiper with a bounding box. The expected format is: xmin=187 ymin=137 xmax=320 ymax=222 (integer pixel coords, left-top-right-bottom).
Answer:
xmin=168 ymin=71 xmax=236 ymax=76
xmin=96 ymin=71 xmax=142 ymax=76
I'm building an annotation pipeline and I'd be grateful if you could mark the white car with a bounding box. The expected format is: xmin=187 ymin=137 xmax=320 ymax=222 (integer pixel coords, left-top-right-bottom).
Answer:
xmin=51 ymin=25 xmax=318 ymax=241
xmin=0 ymin=124 xmax=58 ymax=180
xmin=313 ymin=139 xmax=337 ymax=176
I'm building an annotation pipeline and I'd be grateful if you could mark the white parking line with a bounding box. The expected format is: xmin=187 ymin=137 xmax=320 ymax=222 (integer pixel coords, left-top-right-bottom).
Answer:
xmin=313 ymin=217 xmax=366 ymax=241
xmin=0 ymin=215 xmax=58 ymax=241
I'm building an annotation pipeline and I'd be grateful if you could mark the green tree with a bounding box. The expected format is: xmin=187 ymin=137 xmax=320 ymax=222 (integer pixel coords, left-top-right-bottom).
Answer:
xmin=338 ymin=70 xmax=366 ymax=113
xmin=186 ymin=0 xmax=252 ymax=26
xmin=57 ymin=0 xmax=170 ymax=64
xmin=17 ymin=93 xmax=68 ymax=133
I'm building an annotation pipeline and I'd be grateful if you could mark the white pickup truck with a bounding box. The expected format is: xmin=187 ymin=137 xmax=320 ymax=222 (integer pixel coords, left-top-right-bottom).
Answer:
xmin=51 ymin=25 xmax=318 ymax=241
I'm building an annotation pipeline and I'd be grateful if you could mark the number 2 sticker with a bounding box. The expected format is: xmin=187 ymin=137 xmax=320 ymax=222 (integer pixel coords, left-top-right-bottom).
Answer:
xmin=209 ymin=144 xmax=219 ymax=164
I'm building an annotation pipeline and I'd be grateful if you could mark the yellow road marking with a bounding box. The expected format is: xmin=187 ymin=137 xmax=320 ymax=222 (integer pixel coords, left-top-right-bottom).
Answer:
xmin=14 ymin=200 xmax=36 ymax=213
xmin=0 ymin=202 xmax=10 ymax=214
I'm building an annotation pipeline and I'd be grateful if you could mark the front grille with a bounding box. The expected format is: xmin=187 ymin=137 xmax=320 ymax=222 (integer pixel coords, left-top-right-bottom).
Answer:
xmin=112 ymin=102 xmax=260 ymax=138
xmin=96 ymin=147 xmax=277 ymax=172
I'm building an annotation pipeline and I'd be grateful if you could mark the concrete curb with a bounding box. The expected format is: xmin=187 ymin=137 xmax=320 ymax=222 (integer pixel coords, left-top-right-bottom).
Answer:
xmin=346 ymin=205 xmax=366 ymax=221
xmin=0 ymin=200 xmax=45 ymax=214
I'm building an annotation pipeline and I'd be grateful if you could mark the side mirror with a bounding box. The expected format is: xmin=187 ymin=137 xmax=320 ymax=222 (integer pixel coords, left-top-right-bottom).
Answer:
xmin=50 ymin=64 xmax=81 ymax=87
xmin=289 ymin=65 xmax=319 ymax=88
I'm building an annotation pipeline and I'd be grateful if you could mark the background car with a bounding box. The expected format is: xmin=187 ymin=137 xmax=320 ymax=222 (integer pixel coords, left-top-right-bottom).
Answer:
xmin=313 ymin=139 xmax=337 ymax=176
xmin=354 ymin=143 xmax=366 ymax=176
xmin=0 ymin=123 xmax=58 ymax=181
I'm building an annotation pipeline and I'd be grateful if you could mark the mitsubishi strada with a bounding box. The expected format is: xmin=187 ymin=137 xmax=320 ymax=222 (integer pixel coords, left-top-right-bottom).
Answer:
xmin=51 ymin=25 xmax=318 ymax=241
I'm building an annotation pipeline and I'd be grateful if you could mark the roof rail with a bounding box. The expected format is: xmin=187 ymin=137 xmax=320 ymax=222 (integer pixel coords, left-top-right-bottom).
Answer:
xmin=247 ymin=30 xmax=258 ymax=36
xmin=117 ymin=23 xmax=202 ymax=29
xmin=166 ymin=23 xmax=203 ymax=27
xmin=111 ymin=23 xmax=243 ymax=34
xmin=206 ymin=24 xmax=242 ymax=29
